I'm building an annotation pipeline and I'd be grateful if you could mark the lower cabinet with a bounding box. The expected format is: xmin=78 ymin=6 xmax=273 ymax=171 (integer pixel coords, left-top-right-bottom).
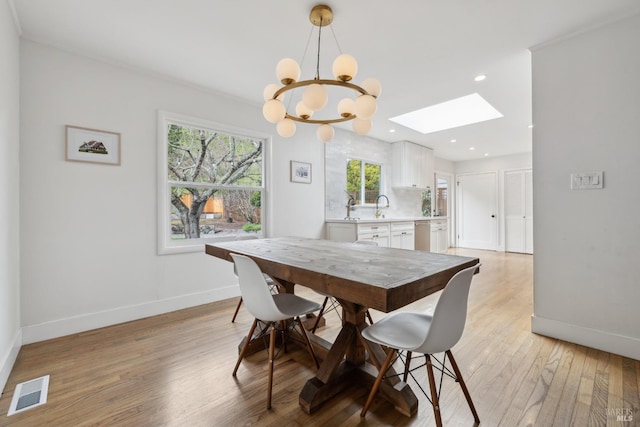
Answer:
xmin=357 ymin=223 xmax=390 ymax=247
xmin=326 ymin=221 xmax=417 ymax=249
xmin=390 ymin=222 xmax=415 ymax=250
xmin=429 ymin=219 xmax=448 ymax=253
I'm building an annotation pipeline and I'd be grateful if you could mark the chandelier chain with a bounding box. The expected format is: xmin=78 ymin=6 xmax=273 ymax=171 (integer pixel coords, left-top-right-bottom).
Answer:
xmin=329 ymin=25 xmax=343 ymax=55
xmin=300 ymin=24 xmax=315 ymax=75
xmin=286 ymin=24 xmax=315 ymax=113
xmin=315 ymin=16 xmax=323 ymax=80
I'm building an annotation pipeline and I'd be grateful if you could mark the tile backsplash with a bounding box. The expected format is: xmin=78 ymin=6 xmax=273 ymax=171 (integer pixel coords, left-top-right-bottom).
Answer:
xmin=325 ymin=129 xmax=429 ymax=219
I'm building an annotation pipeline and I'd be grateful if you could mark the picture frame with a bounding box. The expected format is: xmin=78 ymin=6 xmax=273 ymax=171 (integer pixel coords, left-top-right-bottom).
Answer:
xmin=65 ymin=125 xmax=121 ymax=165
xmin=290 ymin=160 xmax=312 ymax=184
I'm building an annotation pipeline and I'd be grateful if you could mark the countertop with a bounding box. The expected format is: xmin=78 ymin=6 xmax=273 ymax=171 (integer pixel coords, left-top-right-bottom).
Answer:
xmin=325 ymin=217 xmax=448 ymax=224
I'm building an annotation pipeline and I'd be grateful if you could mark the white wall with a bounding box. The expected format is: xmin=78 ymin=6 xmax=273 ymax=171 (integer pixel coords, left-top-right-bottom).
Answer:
xmin=0 ymin=0 xmax=22 ymax=393
xmin=19 ymin=40 xmax=325 ymax=344
xmin=454 ymin=153 xmax=532 ymax=251
xmin=434 ymin=156 xmax=455 ymax=175
xmin=531 ymin=14 xmax=640 ymax=359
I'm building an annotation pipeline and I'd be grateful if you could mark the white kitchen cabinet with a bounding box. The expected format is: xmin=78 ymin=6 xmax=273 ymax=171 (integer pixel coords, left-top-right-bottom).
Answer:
xmin=390 ymin=222 xmax=415 ymax=250
xmin=429 ymin=219 xmax=448 ymax=253
xmin=357 ymin=223 xmax=390 ymax=247
xmin=392 ymin=141 xmax=434 ymax=190
xmin=505 ymin=169 xmax=533 ymax=254
xmin=325 ymin=222 xmax=390 ymax=247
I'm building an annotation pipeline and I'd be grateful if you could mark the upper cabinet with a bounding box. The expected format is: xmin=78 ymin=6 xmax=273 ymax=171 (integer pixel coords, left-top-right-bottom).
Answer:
xmin=392 ymin=141 xmax=434 ymax=190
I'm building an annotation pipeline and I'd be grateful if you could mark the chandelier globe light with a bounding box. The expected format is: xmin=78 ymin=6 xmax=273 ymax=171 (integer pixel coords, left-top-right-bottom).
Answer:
xmin=277 ymin=118 xmax=296 ymax=138
xmin=262 ymin=4 xmax=381 ymax=142
xmin=353 ymin=118 xmax=372 ymax=135
xmin=317 ymin=123 xmax=335 ymax=142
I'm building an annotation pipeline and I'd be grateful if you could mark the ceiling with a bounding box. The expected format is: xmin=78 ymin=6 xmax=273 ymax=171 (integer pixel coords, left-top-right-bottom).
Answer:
xmin=11 ymin=0 xmax=640 ymax=161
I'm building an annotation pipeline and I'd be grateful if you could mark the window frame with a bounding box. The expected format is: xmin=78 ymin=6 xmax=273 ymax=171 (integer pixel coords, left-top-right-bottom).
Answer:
xmin=157 ymin=110 xmax=270 ymax=255
xmin=346 ymin=158 xmax=383 ymax=206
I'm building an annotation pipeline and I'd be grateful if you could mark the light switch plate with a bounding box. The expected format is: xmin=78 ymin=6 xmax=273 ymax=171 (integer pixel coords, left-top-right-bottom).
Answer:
xmin=571 ymin=171 xmax=604 ymax=190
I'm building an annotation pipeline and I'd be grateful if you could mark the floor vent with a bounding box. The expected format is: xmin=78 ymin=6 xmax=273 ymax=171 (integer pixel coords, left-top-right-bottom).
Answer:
xmin=7 ymin=375 xmax=50 ymax=416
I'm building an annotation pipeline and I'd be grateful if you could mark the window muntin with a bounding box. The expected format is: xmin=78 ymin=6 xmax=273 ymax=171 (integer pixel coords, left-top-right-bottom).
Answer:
xmin=158 ymin=111 xmax=268 ymax=254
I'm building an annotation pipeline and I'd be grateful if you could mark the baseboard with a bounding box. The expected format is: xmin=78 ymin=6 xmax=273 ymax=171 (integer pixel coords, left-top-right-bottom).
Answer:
xmin=21 ymin=286 xmax=239 ymax=345
xmin=531 ymin=315 xmax=640 ymax=360
xmin=0 ymin=329 xmax=22 ymax=395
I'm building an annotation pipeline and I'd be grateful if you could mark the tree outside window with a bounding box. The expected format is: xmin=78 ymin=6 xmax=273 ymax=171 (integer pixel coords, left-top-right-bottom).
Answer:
xmin=159 ymin=112 xmax=267 ymax=254
xmin=347 ymin=159 xmax=381 ymax=204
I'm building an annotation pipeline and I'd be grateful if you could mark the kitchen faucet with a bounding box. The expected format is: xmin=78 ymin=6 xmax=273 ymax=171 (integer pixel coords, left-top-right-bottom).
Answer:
xmin=375 ymin=194 xmax=390 ymax=218
xmin=345 ymin=193 xmax=357 ymax=219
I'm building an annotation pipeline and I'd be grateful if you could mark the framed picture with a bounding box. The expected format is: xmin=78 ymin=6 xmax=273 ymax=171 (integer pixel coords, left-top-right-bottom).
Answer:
xmin=290 ymin=160 xmax=312 ymax=184
xmin=65 ymin=125 xmax=121 ymax=165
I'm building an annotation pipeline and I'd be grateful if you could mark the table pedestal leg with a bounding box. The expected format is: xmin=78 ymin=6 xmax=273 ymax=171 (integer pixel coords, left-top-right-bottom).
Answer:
xmin=299 ymin=302 xmax=418 ymax=417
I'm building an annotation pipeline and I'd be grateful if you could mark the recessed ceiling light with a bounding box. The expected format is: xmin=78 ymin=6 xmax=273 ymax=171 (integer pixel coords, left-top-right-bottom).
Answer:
xmin=389 ymin=93 xmax=503 ymax=135
xmin=389 ymin=129 xmax=396 ymax=133
xmin=469 ymin=147 xmax=476 ymax=151
xmin=450 ymin=139 xmax=456 ymax=143
xmin=484 ymin=153 xmax=489 ymax=156
xmin=474 ymin=74 xmax=486 ymax=82
xmin=528 ymin=124 xmax=534 ymax=129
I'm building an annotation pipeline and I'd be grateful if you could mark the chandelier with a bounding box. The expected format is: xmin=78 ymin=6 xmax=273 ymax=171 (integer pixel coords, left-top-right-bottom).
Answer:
xmin=262 ymin=4 xmax=382 ymax=142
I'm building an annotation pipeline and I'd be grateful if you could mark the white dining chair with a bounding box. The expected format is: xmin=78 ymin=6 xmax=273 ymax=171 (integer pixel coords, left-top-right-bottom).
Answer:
xmin=230 ymin=234 xmax=279 ymax=323
xmin=359 ymin=264 xmax=481 ymax=426
xmin=230 ymin=263 xmax=278 ymax=323
xmin=310 ymin=240 xmax=375 ymax=333
xmin=230 ymin=253 xmax=322 ymax=410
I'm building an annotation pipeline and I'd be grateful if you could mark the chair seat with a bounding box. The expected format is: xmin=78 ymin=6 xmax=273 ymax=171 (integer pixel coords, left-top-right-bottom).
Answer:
xmin=272 ymin=293 xmax=322 ymax=321
xmin=361 ymin=311 xmax=433 ymax=352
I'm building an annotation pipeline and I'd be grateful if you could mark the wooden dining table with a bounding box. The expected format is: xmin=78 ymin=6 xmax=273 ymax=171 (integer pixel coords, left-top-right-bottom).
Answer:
xmin=205 ymin=236 xmax=480 ymax=416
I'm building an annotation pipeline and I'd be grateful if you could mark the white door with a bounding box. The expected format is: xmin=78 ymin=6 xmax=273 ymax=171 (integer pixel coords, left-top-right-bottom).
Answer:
xmin=456 ymin=172 xmax=497 ymax=250
xmin=505 ymin=169 xmax=533 ymax=254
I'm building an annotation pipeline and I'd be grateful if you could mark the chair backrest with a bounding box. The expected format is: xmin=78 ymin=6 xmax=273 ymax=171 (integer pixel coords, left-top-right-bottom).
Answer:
xmin=417 ymin=264 xmax=480 ymax=354
xmin=231 ymin=253 xmax=282 ymax=321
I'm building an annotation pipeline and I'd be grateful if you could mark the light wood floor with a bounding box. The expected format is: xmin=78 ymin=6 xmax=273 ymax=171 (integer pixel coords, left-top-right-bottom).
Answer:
xmin=1 ymin=249 xmax=639 ymax=426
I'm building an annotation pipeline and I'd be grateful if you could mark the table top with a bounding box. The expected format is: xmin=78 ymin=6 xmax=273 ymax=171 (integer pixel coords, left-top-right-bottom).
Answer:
xmin=206 ymin=237 xmax=479 ymax=312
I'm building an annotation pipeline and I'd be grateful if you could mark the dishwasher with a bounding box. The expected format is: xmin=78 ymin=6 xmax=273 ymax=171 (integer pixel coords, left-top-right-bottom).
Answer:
xmin=414 ymin=220 xmax=431 ymax=251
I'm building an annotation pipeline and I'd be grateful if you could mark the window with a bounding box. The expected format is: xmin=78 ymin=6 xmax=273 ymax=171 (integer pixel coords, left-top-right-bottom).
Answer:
xmin=158 ymin=111 xmax=268 ymax=254
xmin=346 ymin=159 xmax=381 ymax=205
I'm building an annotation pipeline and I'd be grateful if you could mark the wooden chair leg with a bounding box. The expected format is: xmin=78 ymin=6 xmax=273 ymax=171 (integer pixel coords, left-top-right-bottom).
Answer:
xmin=280 ymin=320 xmax=288 ymax=353
xmin=233 ymin=318 xmax=258 ymax=376
xmin=365 ymin=309 xmax=374 ymax=325
xmin=267 ymin=325 xmax=277 ymax=410
xmin=361 ymin=347 xmax=396 ymax=417
xmin=446 ymin=350 xmax=480 ymax=424
xmin=231 ymin=297 xmax=243 ymax=323
xmin=311 ymin=297 xmax=329 ymax=333
xmin=403 ymin=351 xmax=413 ymax=383
xmin=296 ymin=317 xmax=320 ymax=369
xmin=426 ymin=354 xmax=443 ymax=427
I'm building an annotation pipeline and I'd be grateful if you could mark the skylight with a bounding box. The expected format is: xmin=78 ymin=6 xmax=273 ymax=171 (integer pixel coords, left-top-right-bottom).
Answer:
xmin=389 ymin=93 xmax=503 ymax=134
